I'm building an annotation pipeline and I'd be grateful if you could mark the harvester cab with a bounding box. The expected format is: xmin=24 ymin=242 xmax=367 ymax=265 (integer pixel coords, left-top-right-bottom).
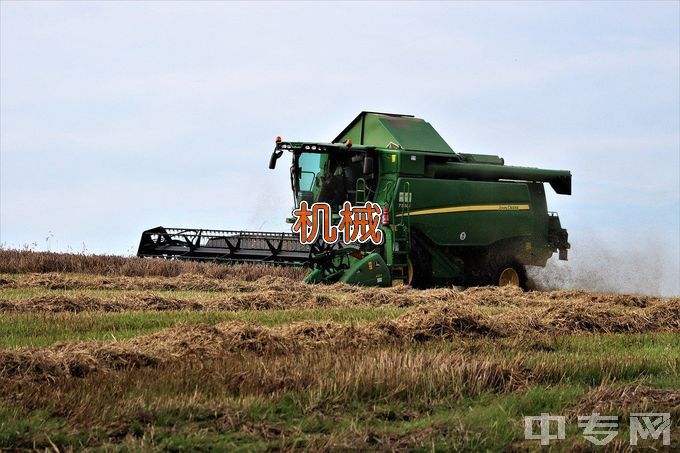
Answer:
xmin=271 ymin=141 xmax=377 ymax=209
xmin=139 ymin=112 xmax=571 ymax=289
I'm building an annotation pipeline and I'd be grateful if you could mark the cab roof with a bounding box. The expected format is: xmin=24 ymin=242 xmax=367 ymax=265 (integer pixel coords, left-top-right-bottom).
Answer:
xmin=333 ymin=111 xmax=454 ymax=154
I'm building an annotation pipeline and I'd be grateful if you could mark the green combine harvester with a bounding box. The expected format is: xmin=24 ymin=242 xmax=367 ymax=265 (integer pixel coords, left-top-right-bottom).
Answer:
xmin=138 ymin=112 xmax=570 ymax=288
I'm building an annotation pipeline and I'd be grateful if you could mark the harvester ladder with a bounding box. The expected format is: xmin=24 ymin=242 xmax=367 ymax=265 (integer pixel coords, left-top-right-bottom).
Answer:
xmin=401 ymin=181 xmax=412 ymax=250
xmin=390 ymin=181 xmax=412 ymax=284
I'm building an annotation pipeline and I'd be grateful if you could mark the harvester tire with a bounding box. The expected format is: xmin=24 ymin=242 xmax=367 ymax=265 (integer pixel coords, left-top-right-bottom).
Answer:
xmin=487 ymin=254 xmax=527 ymax=290
xmin=408 ymin=240 xmax=432 ymax=289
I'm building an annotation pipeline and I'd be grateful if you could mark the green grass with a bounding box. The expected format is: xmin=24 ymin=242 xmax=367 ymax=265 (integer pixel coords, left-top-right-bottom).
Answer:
xmin=0 ymin=306 xmax=407 ymax=348
xmin=524 ymin=334 xmax=680 ymax=384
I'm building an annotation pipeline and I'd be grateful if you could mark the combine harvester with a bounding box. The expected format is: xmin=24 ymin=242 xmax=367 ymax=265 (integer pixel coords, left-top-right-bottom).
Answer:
xmin=138 ymin=112 xmax=571 ymax=288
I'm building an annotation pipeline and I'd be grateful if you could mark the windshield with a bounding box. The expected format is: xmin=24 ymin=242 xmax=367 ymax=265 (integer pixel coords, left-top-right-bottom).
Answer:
xmin=292 ymin=151 xmax=374 ymax=209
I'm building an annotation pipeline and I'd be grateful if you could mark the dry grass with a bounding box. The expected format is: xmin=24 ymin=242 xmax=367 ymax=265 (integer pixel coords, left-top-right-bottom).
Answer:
xmin=3 ymin=274 xmax=677 ymax=315
xmin=0 ymin=289 xmax=325 ymax=313
xmin=0 ymin=293 xmax=203 ymax=312
xmin=569 ymin=384 xmax=680 ymax=418
xmin=4 ymin=349 xmax=529 ymax=406
xmin=0 ymin=272 xmax=309 ymax=292
xmin=3 ymin=288 xmax=675 ymax=317
xmin=0 ymin=249 xmax=306 ymax=280
xmin=2 ymin=299 xmax=678 ymax=382
xmin=1 ymin=348 xmax=534 ymax=453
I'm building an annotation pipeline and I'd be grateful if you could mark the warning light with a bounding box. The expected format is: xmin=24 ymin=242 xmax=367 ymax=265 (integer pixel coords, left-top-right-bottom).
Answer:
xmin=346 ymin=140 xmax=352 ymax=148
xmin=275 ymin=136 xmax=282 ymax=143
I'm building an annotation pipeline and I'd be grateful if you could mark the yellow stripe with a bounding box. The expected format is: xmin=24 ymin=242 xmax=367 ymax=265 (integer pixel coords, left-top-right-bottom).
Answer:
xmin=395 ymin=204 xmax=530 ymax=217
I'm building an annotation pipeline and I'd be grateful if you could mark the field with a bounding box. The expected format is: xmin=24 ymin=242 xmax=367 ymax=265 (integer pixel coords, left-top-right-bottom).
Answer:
xmin=0 ymin=250 xmax=678 ymax=451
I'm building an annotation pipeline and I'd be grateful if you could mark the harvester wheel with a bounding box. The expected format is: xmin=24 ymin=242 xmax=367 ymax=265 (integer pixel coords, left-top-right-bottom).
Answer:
xmin=408 ymin=240 xmax=432 ymax=289
xmin=407 ymin=258 xmax=414 ymax=285
xmin=498 ymin=267 xmax=520 ymax=286
xmin=489 ymin=255 xmax=527 ymax=289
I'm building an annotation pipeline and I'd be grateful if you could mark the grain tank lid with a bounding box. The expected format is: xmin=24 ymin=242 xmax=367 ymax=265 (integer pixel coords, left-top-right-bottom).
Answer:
xmin=333 ymin=112 xmax=455 ymax=154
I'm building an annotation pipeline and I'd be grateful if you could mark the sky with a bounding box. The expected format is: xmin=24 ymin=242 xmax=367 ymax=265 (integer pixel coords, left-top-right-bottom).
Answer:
xmin=1 ymin=1 xmax=679 ymax=295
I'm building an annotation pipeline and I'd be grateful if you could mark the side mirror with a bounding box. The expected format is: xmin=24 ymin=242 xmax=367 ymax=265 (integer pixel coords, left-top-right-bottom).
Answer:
xmin=362 ymin=156 xmax=374 ymax=175
xmin=269 ymin=150 xmax=283 ymax=169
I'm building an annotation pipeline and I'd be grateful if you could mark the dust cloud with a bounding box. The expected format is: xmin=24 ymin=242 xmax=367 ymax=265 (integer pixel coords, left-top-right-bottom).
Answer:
xmin=528 ymin=231 xmax=680 ymax=297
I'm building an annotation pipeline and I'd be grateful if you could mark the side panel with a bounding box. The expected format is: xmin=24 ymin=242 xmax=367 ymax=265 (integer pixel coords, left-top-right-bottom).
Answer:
xmin=527 ymin=182 xmax=548 ymax=248
xmin=526 ymin=182 xmax=557 ymax=265
xmin=399 ymin=152 xmax=425 ymax=176
xmin=395 ymin=178 xmax=535 ymax=247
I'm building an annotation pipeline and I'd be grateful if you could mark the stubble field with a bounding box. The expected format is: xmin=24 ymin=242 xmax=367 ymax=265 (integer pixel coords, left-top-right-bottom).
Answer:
xmin=0 ymin=250 xmax=678 ymax=451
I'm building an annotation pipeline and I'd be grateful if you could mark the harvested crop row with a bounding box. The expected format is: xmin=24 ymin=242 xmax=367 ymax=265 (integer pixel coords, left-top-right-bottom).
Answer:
xmin=568 ymin=384 xmax=680 ymax=420
xmin=0 ymin=287 xmax=675 ymax=314
xmin=0 ymin=249 xmax=307 ymax=280
xmin=0 ymin=273 xmax=310 ymax=292
xmin=2 ymin=273 xmax=675 ymax=310
xmin=1 ymin=349 xmax=530 ymax=417
xmin=0 ymin=290 xmax=334 ymax=313
xmin=2 ymin=300 xmax=678 ymax=381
